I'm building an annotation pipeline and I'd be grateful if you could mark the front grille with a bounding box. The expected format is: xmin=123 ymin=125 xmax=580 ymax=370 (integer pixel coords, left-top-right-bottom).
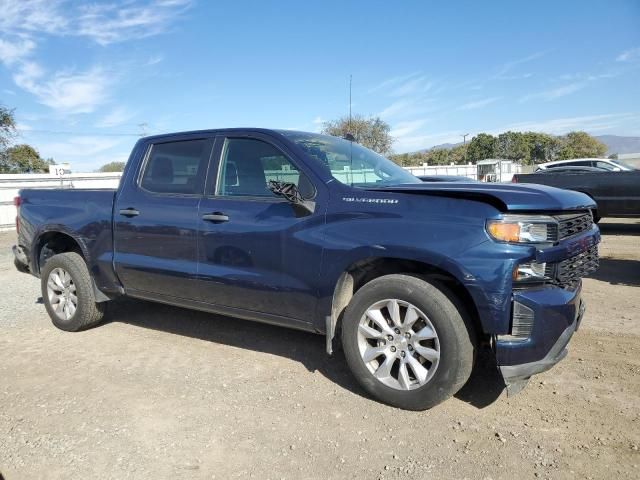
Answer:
xmin=546 ymin=246 xmax=599 ymax=289
xmin=556 ymin=213 xmax=593 ymax=240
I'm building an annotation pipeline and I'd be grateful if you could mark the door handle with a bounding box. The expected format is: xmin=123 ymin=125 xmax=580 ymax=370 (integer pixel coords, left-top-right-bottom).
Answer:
xmin=119 ymin=208 xmax=140 ymax=217
xmin=202 ymin=212 xmax=229 ymax=222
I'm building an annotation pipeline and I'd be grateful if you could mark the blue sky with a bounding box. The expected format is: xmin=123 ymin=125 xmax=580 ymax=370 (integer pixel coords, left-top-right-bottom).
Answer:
xmin=1 ymin=0 xmax=639 ymax=171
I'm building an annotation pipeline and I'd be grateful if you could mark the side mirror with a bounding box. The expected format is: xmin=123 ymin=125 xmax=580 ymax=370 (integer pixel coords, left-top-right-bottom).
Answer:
xmin=268 ymin=180 xmax=315 ymax=215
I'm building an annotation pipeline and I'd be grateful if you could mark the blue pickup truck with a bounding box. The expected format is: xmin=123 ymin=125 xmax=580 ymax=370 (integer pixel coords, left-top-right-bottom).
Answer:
xmin=13 ymin=129 xmax=600 ymax=410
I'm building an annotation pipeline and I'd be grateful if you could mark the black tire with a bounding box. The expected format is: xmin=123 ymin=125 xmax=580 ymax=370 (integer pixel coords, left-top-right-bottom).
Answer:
xmin=341 ymin=274 xmax=474 ymax=410
xmin=41 ymin=252 xmax=106 ymax=332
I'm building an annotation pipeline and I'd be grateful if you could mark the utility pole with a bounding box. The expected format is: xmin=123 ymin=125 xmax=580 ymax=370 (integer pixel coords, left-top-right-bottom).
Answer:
xmin=138 ymin=123 xmax=149 ymax=137
xmin=462 ymin=133 xmax=469 ymax=145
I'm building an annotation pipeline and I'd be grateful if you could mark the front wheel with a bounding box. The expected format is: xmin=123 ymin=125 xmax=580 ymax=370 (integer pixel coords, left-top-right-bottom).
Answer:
xmin=41 ymin=252 xmax=106 ymax=332
xmin=341 ymin=274 xmax=474 ymax=410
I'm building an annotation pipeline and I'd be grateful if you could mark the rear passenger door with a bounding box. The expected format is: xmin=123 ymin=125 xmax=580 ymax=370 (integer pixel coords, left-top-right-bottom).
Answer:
xmin=114 ymin=135 xmax=213 ymax=299
xmin=195 ymin=133 xmax=325 ymax=323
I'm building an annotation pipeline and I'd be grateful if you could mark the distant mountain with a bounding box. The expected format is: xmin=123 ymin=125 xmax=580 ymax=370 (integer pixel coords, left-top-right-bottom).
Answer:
xmin=412 ymin=142 xmax=462 ymax=154
xmin=594 ymin=135 xmax=640 ymax=156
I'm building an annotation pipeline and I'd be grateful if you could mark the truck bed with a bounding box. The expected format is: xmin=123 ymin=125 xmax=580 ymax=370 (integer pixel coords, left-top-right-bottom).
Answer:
xmin=16 ymin=188 xmax=117 ymax=291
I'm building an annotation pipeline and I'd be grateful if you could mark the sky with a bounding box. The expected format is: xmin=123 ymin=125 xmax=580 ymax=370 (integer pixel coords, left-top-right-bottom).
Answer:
xmin=1 ymin=0 xmax=639 ymax=171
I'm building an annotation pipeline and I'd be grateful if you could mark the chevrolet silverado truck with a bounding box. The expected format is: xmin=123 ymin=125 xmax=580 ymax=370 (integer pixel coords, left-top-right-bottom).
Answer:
xmin=13 ymin=129 xmax=600 ymax=410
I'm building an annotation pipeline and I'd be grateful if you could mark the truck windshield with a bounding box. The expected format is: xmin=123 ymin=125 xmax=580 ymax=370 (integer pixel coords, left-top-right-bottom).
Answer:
xmin=279 ymin=131 xmax=421 ymax=187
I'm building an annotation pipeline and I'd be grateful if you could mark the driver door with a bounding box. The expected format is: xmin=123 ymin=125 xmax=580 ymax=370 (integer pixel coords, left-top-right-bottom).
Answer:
xmin=195 ymin=133 xmax=325 ymax=323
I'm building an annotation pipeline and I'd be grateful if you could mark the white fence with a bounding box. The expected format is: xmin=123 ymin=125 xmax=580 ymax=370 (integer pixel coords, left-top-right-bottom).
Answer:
xmin=0 ymin=172 xmax=122 ymax=230
xmin=404 ymin=164 xmax=479 ymax=180
xmin=0 ymin=161 xmax=523 ymax=231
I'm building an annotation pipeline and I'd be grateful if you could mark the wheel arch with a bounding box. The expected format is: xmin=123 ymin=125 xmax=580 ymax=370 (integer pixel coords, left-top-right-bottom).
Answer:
xmin=33 ymin=228 xmax=89 ymax=275
xmin=326 ymin=256 xmax=483 ymax=354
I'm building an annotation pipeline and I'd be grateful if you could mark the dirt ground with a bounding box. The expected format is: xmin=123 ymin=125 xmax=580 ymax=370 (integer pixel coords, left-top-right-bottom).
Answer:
xmin=0 ymin=219 xmax=638 ymax=480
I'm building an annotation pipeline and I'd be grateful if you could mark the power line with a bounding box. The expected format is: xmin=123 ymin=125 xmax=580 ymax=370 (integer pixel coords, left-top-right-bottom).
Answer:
xmin=17 ymin=124 xmax=148 ymax=137
xmin=18 ymin=128 xmax=142 ymax=137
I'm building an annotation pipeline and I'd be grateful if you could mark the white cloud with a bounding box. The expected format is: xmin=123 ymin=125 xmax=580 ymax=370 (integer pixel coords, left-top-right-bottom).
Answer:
xmin=14 ymin=63 xmax=110 ymax=114
xmin=0 ymin=38 xmax=36 ymax=65
xmin=616 ymin=47 xmax=640 ymax=62
xmin=95 ymin=106 xmax=136 ymax=128
xmin=0 ymin=0 xmax=193 ymax=114
xmin=378 ymin=99 xmax=414 ymax=118
xmin=75 ymin=0 xmax=193 ymax=46
xmin=0 ymin=0 xmax=192 ymax=45
xmin=145 ymin=54 xmax=164 ymax=66
xmin=519 ymin=82 xmax=586 ymax=103
xmin=390 ymin=119 xmax=428 ymax=138
xmin=366 ymin=72 xmax=421 ymax=94
xmin=457 ymin=97 xmax=501 ymax=111
xmin=0 ymin=0 xmax=68 ymax=35
xmin=389 ymin=75 xmax=433 ymax=97
xmin=494 ymin=51 xmax=545 ymax=79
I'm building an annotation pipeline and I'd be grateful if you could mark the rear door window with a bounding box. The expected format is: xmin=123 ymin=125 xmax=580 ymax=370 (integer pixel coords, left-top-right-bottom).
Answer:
xmin=140 ymin=139 xmax=209 ymax=194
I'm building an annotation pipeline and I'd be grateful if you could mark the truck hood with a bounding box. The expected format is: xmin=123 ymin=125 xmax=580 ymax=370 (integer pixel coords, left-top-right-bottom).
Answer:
xmin=369 ymin=182 xmax=596 ymax=212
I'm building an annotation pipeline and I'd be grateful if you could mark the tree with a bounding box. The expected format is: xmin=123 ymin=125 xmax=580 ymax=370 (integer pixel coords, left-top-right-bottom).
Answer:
xmin=557 ymin=131 xmax=607 ymax=160
xmin=0 ymin=105 xmax=17 ymax=172
xmin=495 ymin=131 xmax=530 ymax=163
xmin=0 ymin=105 xmax=16 ymax=149
xmin=427 ymin=149 xmax=451 ymax=165
xmin=449 ymin=143 xmax=469 ymax=165
xmin=322 ymin=115 xmax=393 ymax=155
xmin=522 ymin=132 xmax=561 ymax=164
xmin=3 ymin=144 xmax=52 ymax=173
xmin=98 ymin=161 xmax=126 ymax=172
xmin=466 ymin=133 xmax=496 ymax=163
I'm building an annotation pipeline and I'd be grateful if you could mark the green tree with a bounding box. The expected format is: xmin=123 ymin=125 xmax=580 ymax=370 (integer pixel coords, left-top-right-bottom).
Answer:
xmin=322 ymin=115 xmax=393 ymax=155
xmin=522 ymin=132 xmax=561 ymax=164
xmin=98 ymin=161 xmax=126 ymax=172
xmin=449 ymin=143 xmax=469 ymax=164
xmin=495 ymin=131 xmax=530 ymax=163
xmin=1 ymin=105 xmax=16 ymax=149
xmin=427 ymin=148 xmax=450 ymax=165
xmin=0 ymin=105 xmax=17 ymax=172
xmin=3 ymin=144 xmax=52 ymax=173
xmin=557 ymin=131 xmax=607 ymax=160
xmin=466 ymin=133 xmax=496 ymax=163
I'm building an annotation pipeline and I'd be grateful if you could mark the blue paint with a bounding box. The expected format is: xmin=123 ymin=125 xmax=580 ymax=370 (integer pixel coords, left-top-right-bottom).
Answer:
xmin=15 ymin=128 xmax=600 ymax=373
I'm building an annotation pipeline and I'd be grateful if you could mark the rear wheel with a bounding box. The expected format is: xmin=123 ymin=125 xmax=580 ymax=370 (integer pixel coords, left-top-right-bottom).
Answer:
xmin=341 ymin=274 xmax=474 ymax=410
xmin=41 ymin=252 xmax=106 ymax=332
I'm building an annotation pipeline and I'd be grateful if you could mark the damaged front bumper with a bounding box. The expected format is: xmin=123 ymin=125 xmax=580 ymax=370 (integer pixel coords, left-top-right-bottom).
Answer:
xmin=495 ymin=283 xmax=585 ymax=395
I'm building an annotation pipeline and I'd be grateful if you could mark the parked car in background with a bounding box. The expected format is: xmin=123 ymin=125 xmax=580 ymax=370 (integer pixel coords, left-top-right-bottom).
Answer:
xmin=417 ymin=175 xmax=476 ymax=182
xmin=512 ymin=169 xmax=640 ymax=221
xmin=535 ymin=158 xmax=636 ymax=172
xmin=13 ymin=128 xmax=600 ymax=410
xmin=537 ymin=166 xmax=609 ymax=174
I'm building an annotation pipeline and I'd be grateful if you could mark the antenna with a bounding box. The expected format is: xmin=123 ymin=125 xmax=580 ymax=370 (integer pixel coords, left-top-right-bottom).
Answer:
xmin=138 ymin=123 xmax=149 ymax=137
xmin=349 ymin=74 xmax=352 ymax=134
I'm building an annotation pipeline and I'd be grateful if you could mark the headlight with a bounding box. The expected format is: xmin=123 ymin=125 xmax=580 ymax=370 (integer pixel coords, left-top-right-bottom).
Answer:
xmin=486 ymin=215 xmax=556 ymax=243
